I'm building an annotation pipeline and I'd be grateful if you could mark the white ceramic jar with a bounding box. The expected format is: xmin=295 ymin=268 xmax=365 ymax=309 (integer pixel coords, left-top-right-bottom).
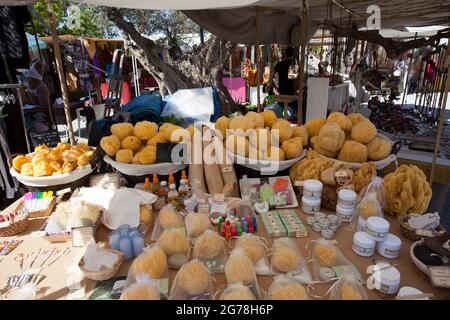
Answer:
xmin=335 ymin=204 xmax=354 ymax=222
xmin=303 ymin=179 xmax=323 ymax=199
xmin=337 ymin=189 xmax=357 ymax=208
xmin=377 ymin=233 xmax=401 ymax=259
xmin=352 ymin=231 xmax=375 ymax=257
xmin=302 ymin=196 xmax=321 ymax=214
xmin=369 ymin=262 xmax=401 ymax=295
xmin=366 ymin=216 xmax=390 ymax=242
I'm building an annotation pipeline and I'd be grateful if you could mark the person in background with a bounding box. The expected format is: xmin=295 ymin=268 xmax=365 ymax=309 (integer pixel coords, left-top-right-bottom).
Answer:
xmin=273 ymin=46 xmax=295 ymax=95
xmin=24 ymin=59 xmax=50 ymax=107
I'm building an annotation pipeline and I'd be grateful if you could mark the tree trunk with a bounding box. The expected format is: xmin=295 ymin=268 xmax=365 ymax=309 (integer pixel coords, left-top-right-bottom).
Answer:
xmin=109 ymin=9 xmax=238 ymax=115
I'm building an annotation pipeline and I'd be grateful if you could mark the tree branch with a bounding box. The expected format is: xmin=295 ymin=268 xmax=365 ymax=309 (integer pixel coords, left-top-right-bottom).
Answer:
xmin=331 ymin=25 xmax=450 ymax=58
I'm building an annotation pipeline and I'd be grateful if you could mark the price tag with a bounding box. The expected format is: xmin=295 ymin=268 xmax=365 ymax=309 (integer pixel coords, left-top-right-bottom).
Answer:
xmin=71 ymin=226 xmax=94 ymax=247
xmin=428 ymin=266 xmax=450 ymax=288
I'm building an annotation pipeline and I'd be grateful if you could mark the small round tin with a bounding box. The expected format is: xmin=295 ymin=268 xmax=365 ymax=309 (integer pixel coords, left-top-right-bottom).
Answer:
xmin=312 ymin=223 xmax=322 ymax=232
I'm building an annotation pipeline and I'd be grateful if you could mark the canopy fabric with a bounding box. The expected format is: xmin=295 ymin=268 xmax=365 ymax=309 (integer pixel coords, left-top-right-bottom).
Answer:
xmin=75 ymin=0 xmax=449 ymax=45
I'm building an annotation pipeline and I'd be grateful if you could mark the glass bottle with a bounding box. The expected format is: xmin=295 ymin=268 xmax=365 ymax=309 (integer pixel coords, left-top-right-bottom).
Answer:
xmin=151 ymin=174 xmax=160 ymax=194
xmin=168 ymin=183 xmax=179 ymax=204
xmin=155 ymin=181 xmax=168 ymax=209
xmin=178 ymin=179 xmax=189 ymax=202
xmin=119 ymin=235 xmax=133 ymax=260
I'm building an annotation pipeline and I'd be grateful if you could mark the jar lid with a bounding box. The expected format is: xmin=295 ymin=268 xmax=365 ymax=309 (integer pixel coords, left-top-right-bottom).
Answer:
xmin=336 ymin=204 xmax=354 ymax=215
xmin=338 ymin=189 xmax=357 ymax=201
xmin=375 ymin=262 xmax=401 ymax=282
xmin=321 ymin=229 xmax=334 ymax=239
xmin=304 ymin=179 xmax=323 ymax=192
xmin=353 ymin=231 xmax=375 ymax=247
xmin=302 ymin=196 xmax=321 ymax=206
xmin=314 ymin=212 xmax=326 ymax=220
xmin=379 ymin=233 xmax=402 ymax=247
xmin=367 ymin=216 xmax=390 ymax=233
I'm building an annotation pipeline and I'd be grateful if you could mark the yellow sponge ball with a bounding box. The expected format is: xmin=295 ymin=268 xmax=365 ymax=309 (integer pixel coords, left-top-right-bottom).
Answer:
xmin=291 ymin=126 xmax=308 ymax=146
xmin=121 ymin=136 xmax=142 ymax=152
xmin=100 ymin=135 xmax=121 ymax=157
xmin=115 ymin=149 xmax=134 ymax=164
xmin=111 ymin=123 xmax=134 ymax=141
xmin=261 ymin=110 xmax=278 ymax=128
xmin=351 ymin=120 xmax=377 ymax=144
xmin=338 ymin=140 xmax=368 ymax=163
xmin=271 ymin=119 xmax=293 ymax=142
xmin=271 ymin=244 xmax=300 ymax=273
xmin=134 ymin=121 xmax=158 ymax=140
xmin=147 ymin=132 xmax=168 ymax=146
xmin=177 ymin=260 xmax=210 ymax=295
xmin=264 ymin=146 xmax=285 ymax=161
xmin=137 ymin=145 xmax=157 ymax=165
xmin=367 ymin=137 xmax=392 ymax=161
xmin=317 ymin=122 xmax=345 ymax=153
xmin=120 ymin=283 xmax=160 ymax=300
xmin=327 ymin=112 xmax=353 ymax=132
xmin=270 ymin=282 xmax=308 ymax=300
xmin=157 ymin=229 xmax=190 ymax=256
xmin=305 ymin=117 xmax=326 ymax=137
xmin=225 ymin=252 xmax=255 ymax=284
xmin=193 ymin=231 xmax=225 ymax=259
xmin=131 ymin=246 xmax=167 ymax=279
xmin=347 ymin=113 xmax=366 ymax=125
xmin=245 ymin=111 xmax=264 ymax=128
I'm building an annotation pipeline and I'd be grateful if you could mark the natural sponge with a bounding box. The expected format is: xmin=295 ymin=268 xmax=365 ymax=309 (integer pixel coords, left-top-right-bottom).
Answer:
xmin=305 ymin=117 xmax=326 ymax=137
xmin=157 ymin=229 xmax=190 ymax=256
xmin=225 ymin=249 xmax=256 ymax=284
xmin=235 ymin=234 xmax=265 ymax=263
xmin=225 ymin=134 xmax=249 ymax=157
xmin=270 ymin=282 xmax=308 ymax=300
xmin=347 ymin=113 xmax=366 ymax=125
xmin=147 ymin=132 xmax=167 ymax=146
xmin=271 ymin=119 xmax=293 ymax=142
xmin=351 ymin=120 xmax=376 ymax=144
xmin=137 ymin=145 xmax=157 ymax=165
xmin=245 ymin=111 xmax=264 ymax=128
xmin=12 ymin=155 xmax=31 ymax=172
xmin=131 ymin=246 xmax=167 ymax=279
xmin=353 ymin=162 xmax=377 ymax=193
xmin=215 ymin=116 xmax=230 ymax=139
xmin=338 ymin=140 xmax=368 ymax=163
xmin=177 ymin=260 xmax=210 ymax=295
xmin=229 ymin=116 xmax=253 ymax=132
xmin=100 ymin=135 xmax=121 ymax=157
xmin=185 ymin=213 xmax=211 ymax=238
xmin=367 ymin=137 xmax=391 ymax=161
xmin=311 ymin=136 xmax=339 ymax=158
xmin=158 ymin=206 xmax=184 ymax=229
xmin=383 ymin=164 xmax=432 ymax=216
xmin=111 ymin=123 xmax=134 ymax=141
xmin=264 ymin=146 xmax=285 ymax=161
xmin=193 ymin=230 xmax=225 ymax=259
xmin=121 ymin=136 xmax=142 ymax=152
xmin=317 ymin=122 xmax=345 ymax=153
xmin=261 ymin=110 xmax=278 ymax=128
xmin=221 ymin=285 xmax=255 ymax=300
xmin=281 ymin=138 xmax=303 ymax=159
xmin=327 ymin=112 xmax=353 ymax=132
xmin=134 ymin=121 xmax=158 ymax=140
xmin=291 ymin=126 xmax=308 ymax=146
xmin=271 ymin=241 xmax=300 ymax=273
xmin=120 ymin=282 xmax=160 ymax=300
xmin=341 ymin=283 xmax=363 ymax=300
xmin=315 ymin=243 xmax=337 ymax=267
xmin=115 ymin=149 xmax=134 ymax=164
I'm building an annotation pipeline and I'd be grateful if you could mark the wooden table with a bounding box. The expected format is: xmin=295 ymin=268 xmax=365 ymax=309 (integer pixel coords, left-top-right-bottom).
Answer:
xmin=1 ymin=197 xmax=449 ymax=300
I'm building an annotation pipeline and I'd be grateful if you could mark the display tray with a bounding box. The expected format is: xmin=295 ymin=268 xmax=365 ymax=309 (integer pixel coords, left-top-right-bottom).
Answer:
xmin=314 ymin=133 xmax=398 ymax=170
xmin=103 ymin=155 xmax=188 ymax=176
xmin=239 ymin=176 xmax=298 ymax=209
xmin=226 ymin=148 xmax=307 ymax=175
xmin=8 ymin=148 xmax=96 ymax=187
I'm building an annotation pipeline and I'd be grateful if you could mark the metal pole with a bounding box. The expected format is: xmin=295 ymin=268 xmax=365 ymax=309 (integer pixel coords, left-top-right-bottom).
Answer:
xmin=47 ymin=1 xmax=75 ymax=145
xmin=255 ymin=7 xmax=261 ymax=112
xmin=401 ymin=32 xmax=417 ymax=107
xmin=429 ymin=42 xmax=450 ymax=185
xmin=297 ymin=0 xmax=308 ymax=125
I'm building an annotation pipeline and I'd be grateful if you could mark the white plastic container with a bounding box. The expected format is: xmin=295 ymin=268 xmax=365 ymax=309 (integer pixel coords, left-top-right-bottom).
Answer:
xmin=366 ymin=216 xmax=390 ymax=242
xmin=321 ymin=229 xmax=334 ymax=240
xmin=314 ymin=212 xmax=326 ymax=221
xmin=377 ymin=233 xmax=401 ymax=259
xmin=303 ymin=179 xmax=323 ymax=199
xmin=302 ymin=196 xmax=321 ymax=214
xmin=318 ymin=218 xmax=330 ymax=229
xmin=337 ymin=189 xmax=357 ymax=208
xmin=335 ymin=204 xmax=354 ymax=222
xmin=328 ymin=214 xmax=339 ymax=226
xmin=352 ymin=231 xmax=375 ymax=257
xmin=357 ymin=216 xmax=367 ymax=232
xmin=369 ymin=262 xmax=401 ymax=295
xmin=306 ymin=216 xmax=316 ymax=225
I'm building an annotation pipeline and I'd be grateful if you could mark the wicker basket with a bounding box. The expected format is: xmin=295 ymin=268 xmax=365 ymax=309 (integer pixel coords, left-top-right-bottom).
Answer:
xmin=0 ymin=216 xmax=29 ymax=237
xmin=79 ymin=249 xmax=124 ymax=281
xmin=398 ymin=215 xmax=444 ymax=242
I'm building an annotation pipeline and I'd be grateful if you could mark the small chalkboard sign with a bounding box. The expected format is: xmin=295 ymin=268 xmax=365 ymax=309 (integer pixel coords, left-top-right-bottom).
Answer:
xmin=156 ymin=143 xmax=188 ymax=163
xmin=30 ymin=130 xmax=61 ymax=148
